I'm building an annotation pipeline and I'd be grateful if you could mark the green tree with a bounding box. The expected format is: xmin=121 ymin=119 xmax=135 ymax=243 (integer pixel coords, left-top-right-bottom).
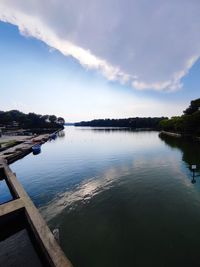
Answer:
xmin=184 ymin=98 xmax=200 ymax=115
xmin=49 ymin=115 xmax=57 ymax=123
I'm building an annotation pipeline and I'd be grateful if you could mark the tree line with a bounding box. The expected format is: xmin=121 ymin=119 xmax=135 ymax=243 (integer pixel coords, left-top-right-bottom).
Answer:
xmin=0 ymin=110 xmax=65 ymax=129
xmin=159 ymin=98 xmax=200 ymax=136
xmin=75 ymin=117 xmax=167 ymax=128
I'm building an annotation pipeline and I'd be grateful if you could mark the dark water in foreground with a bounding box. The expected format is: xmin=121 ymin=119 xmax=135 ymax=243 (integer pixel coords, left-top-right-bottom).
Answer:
xmin=11 ymin=127 xmax=200 ymax=267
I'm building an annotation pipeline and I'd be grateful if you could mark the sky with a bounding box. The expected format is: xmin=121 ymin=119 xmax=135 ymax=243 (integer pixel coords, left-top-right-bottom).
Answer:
xmin=0 ymin=0 xmax=199 ymax=122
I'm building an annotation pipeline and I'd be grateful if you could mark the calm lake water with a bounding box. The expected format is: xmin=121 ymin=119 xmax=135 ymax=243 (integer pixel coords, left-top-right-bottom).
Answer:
xmin=10 ymin=127 xmax=200 ymax=267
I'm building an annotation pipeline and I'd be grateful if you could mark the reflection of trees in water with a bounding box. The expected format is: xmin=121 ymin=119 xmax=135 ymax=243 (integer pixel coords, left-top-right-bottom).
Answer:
xmin=90 ymin=128 xmax=132 ymax=133
xmin=159 ymin=133 xmax=200 ymax=172
xmin=58 ymin=130 xmax=65 ymax=138
xmin=79 ymin=127 xmax=156 ymax=133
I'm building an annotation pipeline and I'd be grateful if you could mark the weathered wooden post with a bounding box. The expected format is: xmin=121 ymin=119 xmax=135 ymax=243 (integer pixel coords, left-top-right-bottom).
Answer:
xmin=191 ymin=165 xmax=197 ymax=184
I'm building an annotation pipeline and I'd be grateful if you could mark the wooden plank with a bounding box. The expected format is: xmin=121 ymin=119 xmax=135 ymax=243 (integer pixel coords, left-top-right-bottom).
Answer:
xmin=0 ymin=199 xmax=24 ymax=217
xmin=1 ymin=162 xmax=73 ymax=267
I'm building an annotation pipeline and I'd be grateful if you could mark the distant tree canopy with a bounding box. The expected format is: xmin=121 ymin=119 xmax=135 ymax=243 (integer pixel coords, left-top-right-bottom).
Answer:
xmin=75 ymin=117 xmax=167 ymax=129
xmin=0 ymin=110 xmax=65 ymax=129
xmin=49 ymin=115 xmax=57 ymax=123
xmin=159 ymin=98 xmax=200 ymax=136
xmin=183 ymin=98 xmax=200 ymax=115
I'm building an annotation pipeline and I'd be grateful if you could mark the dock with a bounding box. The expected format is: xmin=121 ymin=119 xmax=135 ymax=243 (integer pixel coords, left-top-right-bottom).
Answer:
xmin=160 ymin=131 xmax=182 ymax=138
xmin=0 ymin=134 xmax=50 ymax=164
xmin=0 ymin=159 xmax=73 ymax=267
xmin=0 ymin=131 xmax=73 ymax=267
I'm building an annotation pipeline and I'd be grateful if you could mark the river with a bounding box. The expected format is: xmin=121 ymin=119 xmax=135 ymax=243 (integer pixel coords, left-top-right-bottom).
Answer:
xmin=10 ymin=127 xmax=200 ymax=267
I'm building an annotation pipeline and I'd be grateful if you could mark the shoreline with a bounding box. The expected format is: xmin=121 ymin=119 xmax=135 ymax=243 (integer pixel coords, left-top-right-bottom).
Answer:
xmin=160 ymin=130 xmax=200 ymax=141
xmin=0 ymin=129 xmax=61 ymax=165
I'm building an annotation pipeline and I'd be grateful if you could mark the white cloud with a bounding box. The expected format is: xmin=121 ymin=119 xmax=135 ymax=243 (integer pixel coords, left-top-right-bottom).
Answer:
xmin=0 ymin=0 xmax=200 ymax=91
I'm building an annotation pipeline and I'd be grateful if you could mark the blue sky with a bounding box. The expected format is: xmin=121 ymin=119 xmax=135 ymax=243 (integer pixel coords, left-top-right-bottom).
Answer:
xmin=0 ymin=1 xmax=199 ymax=122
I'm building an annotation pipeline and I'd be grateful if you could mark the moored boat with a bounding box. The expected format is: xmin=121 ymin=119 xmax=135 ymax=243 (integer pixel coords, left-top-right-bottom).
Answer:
xmin=49 ymin=133 xmax=57 ymax=140
xmin=32 ymin=144 xmax=41 ymax=155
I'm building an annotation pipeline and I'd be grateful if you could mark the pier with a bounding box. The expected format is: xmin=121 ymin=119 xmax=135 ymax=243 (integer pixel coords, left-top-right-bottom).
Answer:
xmin=0 ymin=132 xmax=73 ymax=267
xmin=0 ymin=133 xmax=50 ymax=164
xmin=160 ymin=131 xmax=182 ymax=138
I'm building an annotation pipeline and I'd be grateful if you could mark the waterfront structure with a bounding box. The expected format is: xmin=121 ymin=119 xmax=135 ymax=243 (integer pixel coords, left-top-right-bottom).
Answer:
xmin=0 ymin=159 xmax=73 ymax=267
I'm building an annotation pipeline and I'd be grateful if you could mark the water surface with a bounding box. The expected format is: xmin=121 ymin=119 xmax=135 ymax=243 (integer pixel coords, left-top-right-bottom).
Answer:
xmin=11 ymin=127 xmax=200 ymax=267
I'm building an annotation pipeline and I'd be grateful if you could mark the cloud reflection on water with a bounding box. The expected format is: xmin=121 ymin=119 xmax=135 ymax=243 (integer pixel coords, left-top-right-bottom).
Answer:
xmin=40 ymin=151 xmax=191 ymax=222
xmin=40 ymin=165 xmax=129 ymax=221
